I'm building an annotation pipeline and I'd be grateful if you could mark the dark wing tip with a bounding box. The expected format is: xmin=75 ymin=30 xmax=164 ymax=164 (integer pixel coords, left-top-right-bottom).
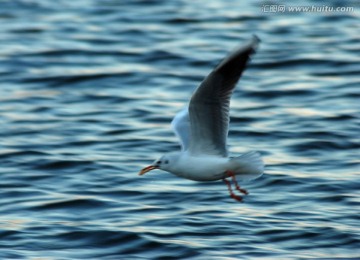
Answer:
xmin=251 ymin=35 xmax=260 ymax=53
xmin=252 ymin=34 xmax=261 ymax=44
xmin=214 ymin=36 xmax=260 ymax=84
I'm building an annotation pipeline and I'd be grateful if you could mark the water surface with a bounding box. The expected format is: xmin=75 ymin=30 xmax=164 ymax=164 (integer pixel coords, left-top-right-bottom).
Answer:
xmin=0 ymin=0 xmax=359 ymax=259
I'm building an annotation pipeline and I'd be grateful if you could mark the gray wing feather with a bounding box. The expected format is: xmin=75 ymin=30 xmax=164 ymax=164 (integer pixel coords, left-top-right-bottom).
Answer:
xmin=171 ymin=107 xmax=190 ymax=151
xmin=188 ymin=36 xmax=260 ymax=156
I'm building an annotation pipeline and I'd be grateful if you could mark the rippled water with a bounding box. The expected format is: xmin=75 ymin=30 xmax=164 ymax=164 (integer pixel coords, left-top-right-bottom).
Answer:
xmin=1 ymin=0 xmax=359 ymax=259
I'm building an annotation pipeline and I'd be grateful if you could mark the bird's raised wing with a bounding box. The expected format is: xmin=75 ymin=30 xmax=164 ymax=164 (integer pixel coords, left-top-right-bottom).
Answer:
xmin=171 ymin=107 xmax=190 ymax=151
xmin=188 ymin=36 xmax=259 ymax=157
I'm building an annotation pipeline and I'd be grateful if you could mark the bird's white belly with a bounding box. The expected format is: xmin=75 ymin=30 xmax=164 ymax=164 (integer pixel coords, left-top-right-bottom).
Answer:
xmin=170 ymin=155 xmax=229 ymax=181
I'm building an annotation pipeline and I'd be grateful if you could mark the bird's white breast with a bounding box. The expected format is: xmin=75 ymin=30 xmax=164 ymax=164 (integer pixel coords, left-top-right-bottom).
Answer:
xmin=169 ymin=153 xmax=229 ymax=181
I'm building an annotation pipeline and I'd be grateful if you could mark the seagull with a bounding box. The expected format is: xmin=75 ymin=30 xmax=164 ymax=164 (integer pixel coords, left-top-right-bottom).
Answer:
xmin=139 ymin=36 xmax=264 ymax=202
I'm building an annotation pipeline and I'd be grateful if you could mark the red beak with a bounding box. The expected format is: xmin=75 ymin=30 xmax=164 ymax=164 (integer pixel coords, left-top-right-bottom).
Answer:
xmin=138 ymin=165 xmax=158 ymax=176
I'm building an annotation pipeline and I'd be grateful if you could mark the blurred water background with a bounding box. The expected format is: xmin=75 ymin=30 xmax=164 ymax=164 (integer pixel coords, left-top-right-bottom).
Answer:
xmin=0 ymin=0 xmax=359 ymax=259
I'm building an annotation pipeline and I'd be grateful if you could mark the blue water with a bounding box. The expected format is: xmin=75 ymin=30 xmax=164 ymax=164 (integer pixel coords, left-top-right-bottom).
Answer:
xmin=1 ymin=0 xmax=359 ymax=259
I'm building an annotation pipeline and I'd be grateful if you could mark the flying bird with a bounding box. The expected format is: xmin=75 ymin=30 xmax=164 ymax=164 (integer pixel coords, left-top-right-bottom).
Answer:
xmin=139 ymin=36 xmax=264 ymax=202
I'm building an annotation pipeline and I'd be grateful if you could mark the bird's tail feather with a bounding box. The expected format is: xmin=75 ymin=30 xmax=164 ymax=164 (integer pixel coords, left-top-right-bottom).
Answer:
xmin=229 ymin=151 xmax=264 ymax=181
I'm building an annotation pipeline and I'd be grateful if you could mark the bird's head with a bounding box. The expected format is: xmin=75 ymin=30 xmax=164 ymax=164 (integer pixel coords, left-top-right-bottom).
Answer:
xmin=138 ymin=153 xmax=179 ymax=175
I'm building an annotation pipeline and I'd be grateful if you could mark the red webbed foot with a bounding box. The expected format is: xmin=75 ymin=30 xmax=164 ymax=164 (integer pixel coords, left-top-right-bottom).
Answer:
xmin=223 ymin=178 xmax=244 ymax=202
xmin=223 ymin=170 xmax=249 ymax=201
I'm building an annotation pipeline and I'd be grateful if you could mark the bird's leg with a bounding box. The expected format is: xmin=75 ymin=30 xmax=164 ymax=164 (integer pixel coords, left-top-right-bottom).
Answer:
xmin=226 ymin=170 xmax=249 ymax=195
xmin=223 ymin=178 xmax=243 ymax=202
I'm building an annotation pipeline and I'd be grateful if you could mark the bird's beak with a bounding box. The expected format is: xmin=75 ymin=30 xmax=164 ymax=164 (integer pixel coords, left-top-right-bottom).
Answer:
xmin=139 ymin=165 xmax=158 ymax=176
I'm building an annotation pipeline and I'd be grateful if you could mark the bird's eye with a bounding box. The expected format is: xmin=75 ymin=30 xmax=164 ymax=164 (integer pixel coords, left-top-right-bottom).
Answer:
xmin=157 ymin=161 xmax=161 ymax=164
xmin=165 ymin=160 xmax=169 ymax=164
